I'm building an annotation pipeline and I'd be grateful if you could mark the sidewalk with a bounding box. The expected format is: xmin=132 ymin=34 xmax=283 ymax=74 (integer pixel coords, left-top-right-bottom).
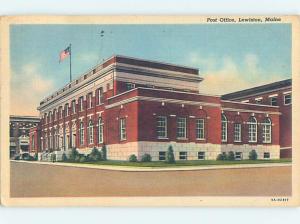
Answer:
xmin=11 ymin=160 xmax=292 ymax=172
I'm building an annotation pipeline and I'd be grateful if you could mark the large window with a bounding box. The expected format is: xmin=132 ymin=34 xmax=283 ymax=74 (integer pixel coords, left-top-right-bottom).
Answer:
xmin=120 ymin=118 xmax=126 ymax=141
xmin=221 ymin=114 xmax=227 ymax=142
xmin=270 ymin=97 xmax=278 ymax=106
xmin=87 ymin=93 xmax=93 ymax=109
xmin=284 ymin=93 xmax=292 ymax=105
xmin=98 ymin=117 xmax=103 ymax=143
xmin=234 ymin=123 xmax=242 ymax=142
xmin=157 ymin=116 xmax=167 ymax=138
xmin=72 ymin=100 xmax=76 ymax=114
xmin=97 ymin=87 xmax=103 ymax=105
xmin=79 ymin=122 xmax=84 ymax=145
xmin=262 ymin=117 xmax=272 ymax=143
xmin=79 ymin=97 xmax=84 ymax=111
xmin=65 ymin=103 xmax=69 ymax=117
xmin=177 ymin=117 xmax=187 ymax=138
xmin=196 ymin=119 xmax=205 ymax=139
xmin=248 ymin=116 xmax=257 ymax=143
xmin=87 ymin=120 xmax=94 ymax=144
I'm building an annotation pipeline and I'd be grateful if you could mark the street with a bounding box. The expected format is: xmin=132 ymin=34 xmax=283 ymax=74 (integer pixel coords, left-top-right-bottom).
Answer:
xmin=10 ymin=161 xmax=291 ymax=197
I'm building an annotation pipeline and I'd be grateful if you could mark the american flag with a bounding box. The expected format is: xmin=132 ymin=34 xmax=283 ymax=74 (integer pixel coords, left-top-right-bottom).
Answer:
xmin=59 ymin=46 xmax=71 ymax=63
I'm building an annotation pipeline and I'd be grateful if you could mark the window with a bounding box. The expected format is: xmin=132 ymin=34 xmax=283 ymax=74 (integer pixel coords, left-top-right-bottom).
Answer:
xmin=234 ymin=123 xmax=242 ymax=142
xmin=49 ymin=112 xmax=52 ymax=123
xmin=97 ymin=87 xmax=103 ymax=105
xmin=72 ymin=100 xmax=76 ymax=114
xmin=159 ymin=152 xmax=166 ymax=161
xmin=120 ymin=118 xmax=126 ymax=141
xmin=157 ymin=116 xmax=167 ymax=138
xmin=79 ymin=97 xmax=84 ymax=111
xmin=221 ymin=114 xmax=227 ymax=142
xmin=98 ymin=117 xmax=103 ymax=143
xmin=270 ymin=97 xmax=278 ymax=106
xmin=198 ymin=151 xmax=205 ymax=160
xmin=262 ymin=117 xmax=272 ymax=143
xmin=54 ymin=109 xmax=57 ymax=121
xmin=87 ymin=93 xmax=93 ymax=108
xmin=264 ymin=152 xmax=270 ymax=159
xmin=65 ymin=103 xmax=69 ymax=116
xmin=179 ymin=152 xmax=187 ymax=160
xmin=284 ymin=93 xmax=291 ymax=105
xmin=177 ymin=117 xmax=187 ymax=138
xmin=126 ymin=83 xmax=135 ymax=91
xmin=79 ymin=122 xmax=84 ymax=145
xmin=59 ymin=107 xmax=63 ymax=119
xmin=196 ymin=119 xmax=205 ymax=139
xmin=248 ymin=116 xmax=257 ymax=143
xmin=255 ymin=98 xmax=263 ymax=104
xmin=235 ymin=152 xmax=242 ymax=160
xmin=87 ymin=120 xmax=93 ymax=144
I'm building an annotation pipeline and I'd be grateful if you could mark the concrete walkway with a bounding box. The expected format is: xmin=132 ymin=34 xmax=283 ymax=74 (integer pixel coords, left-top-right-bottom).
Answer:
xmin=11 ymin=160 xmax=292 ymax=172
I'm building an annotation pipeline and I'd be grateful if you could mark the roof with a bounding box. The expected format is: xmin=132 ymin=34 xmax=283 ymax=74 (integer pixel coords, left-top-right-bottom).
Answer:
xmin=10 ymin=115 xmax=40 ymax=122
xmin=221 ymin=79 xmax=292 ymax=100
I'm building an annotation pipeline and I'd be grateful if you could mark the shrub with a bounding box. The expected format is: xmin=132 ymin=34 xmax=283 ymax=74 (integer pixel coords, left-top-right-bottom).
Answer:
xmin=141 ymin=153 xmax=152 ymax=162
xmin=62 ymin=153 xmax=68 ymax=162
xmin=166 ymin=145 xmax=175 ymax=163
xmin=69 ymin=148 xmax=79 ymax=161
xmin=51 ymin=153 xmax=56 ymax=162
xmin=79 ymin=156 xmax=87 ymax=163
xmin=75 ymin=155 xmax=82 ymax=163
xmin=14 ymin=155 xmax=20 ymax=160
xmin=217 ymin=152 xmax=228 ymax=161
xmin=227 ymin=151 xmax=235 ymax=161
xmin=101 ymin=144 xmax=107 ymax=161
xmin=89 ymin=147 xmax=102 ymax=161
xmin=33 ymin=153 xmax=38 ymax=161
xmin=249 ymin=150 xmax=258 ymax=160
xmin=129 ymin=154 xmax=138 ymax=162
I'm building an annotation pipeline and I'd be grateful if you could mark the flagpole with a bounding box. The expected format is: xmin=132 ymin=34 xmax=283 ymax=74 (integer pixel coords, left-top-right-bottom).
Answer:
xmin=69 ymin=43 xmax=72 ymax=82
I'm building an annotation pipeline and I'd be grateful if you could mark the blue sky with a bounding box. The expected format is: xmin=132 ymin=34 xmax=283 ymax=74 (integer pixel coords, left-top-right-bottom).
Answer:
xmin=10 ymin=24 xmax=291 ymax=115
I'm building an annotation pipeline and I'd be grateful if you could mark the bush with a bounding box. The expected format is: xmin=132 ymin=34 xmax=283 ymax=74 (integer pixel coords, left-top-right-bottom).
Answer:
xmin=101 ymin=144 xmax=107 ymax=161
xmin=13 ymin=155 xmax=20 ymax=160
xmin=141 ymin=153 xmax=152 ymax=162
xmin=69 ymin=148 xmax=79 ymax=161
xmin=217 ymin=152 xmax=227 ymax=161
xmin=249 ymin=150 xmax=258 ymax=160
xmin=166 ymin=145 xmax=175 ymax=163
xmin=129 ymin=154 xmax=138 ymax=162
xmin=227 ymin=151 xmax=235 ymax=161
xmin=62 ymin=153 xmax=68 ymax=162
xmin=89 ymin=147 xmax=102 ymax=161
xmin=33 ymin=153 xmax=38 ymax=161
xmin=75 ymin=155 xmax=81 ymax=163
xmin=51 ymin=153 xmax=56 ymax=162
xmin=79 ymin=156 xmax=87 ymax=163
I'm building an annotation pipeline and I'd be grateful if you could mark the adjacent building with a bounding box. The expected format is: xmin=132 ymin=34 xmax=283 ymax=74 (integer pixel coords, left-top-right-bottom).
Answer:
xmin=29 ymin=55 xmax=290 ymax=161
xmin=10 ymin=115 xmax=40 ymax=157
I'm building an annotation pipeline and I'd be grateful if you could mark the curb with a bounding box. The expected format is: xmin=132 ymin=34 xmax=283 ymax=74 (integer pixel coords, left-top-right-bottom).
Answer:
xmin=10 ymin=160 xmax=292 ymax=172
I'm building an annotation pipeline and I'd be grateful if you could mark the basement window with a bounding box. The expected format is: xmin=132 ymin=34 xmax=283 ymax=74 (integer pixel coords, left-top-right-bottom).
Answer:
xmin=235 ymin=152 xmax=243 ymax=160
xmin=159 ymin=152 xmax=166 ymax=161
xmin=179 ymin=152 xmax=187 ymax=160
xmin=264 ymin=152 xmax=270 ymax=159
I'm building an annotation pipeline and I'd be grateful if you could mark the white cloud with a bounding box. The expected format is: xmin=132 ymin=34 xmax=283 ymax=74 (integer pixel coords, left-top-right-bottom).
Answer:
xmin=186 ymin=52 xmax=284 ymax=95
xmin=10 ymin=63 xmax=55 ymax=116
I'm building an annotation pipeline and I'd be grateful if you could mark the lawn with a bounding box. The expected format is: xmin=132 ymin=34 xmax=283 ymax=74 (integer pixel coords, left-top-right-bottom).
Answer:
xmin=60 ymin=159 xmax=292 ymax=168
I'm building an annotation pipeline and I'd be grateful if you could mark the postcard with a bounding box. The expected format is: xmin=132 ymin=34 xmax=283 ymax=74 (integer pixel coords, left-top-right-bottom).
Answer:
xmin=0 ymin=16 xmax=299 ymax=206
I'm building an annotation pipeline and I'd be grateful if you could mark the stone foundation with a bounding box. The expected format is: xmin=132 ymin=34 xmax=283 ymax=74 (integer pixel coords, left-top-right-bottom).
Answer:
xmin=221 ymin=144 xmax=280 ymax=159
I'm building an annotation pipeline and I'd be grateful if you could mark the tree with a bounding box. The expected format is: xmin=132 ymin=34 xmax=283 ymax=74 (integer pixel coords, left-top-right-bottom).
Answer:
xmin=89 ymin=147 xmax=102 ymax=161
xmin=166 ymin=145 xmax=175 ymax=163
xmin=101 ymin=144 xmax=107 ymax=161
xmin=249 ymin=150 xmax=258 ymax=160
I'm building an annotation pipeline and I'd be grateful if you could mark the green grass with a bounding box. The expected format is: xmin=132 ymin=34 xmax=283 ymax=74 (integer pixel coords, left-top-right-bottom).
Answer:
xmin=60 ymin=159 xmax=292 ymax=168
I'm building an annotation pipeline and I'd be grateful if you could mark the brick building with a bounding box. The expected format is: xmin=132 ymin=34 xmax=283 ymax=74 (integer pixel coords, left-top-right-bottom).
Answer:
xmin=29 ymin=55 xmax=289 ymax=161
xmin=222 ymin=79 xmax=292 ymax=158
xmin=10 ymin=115 xmax=40 ymax=157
